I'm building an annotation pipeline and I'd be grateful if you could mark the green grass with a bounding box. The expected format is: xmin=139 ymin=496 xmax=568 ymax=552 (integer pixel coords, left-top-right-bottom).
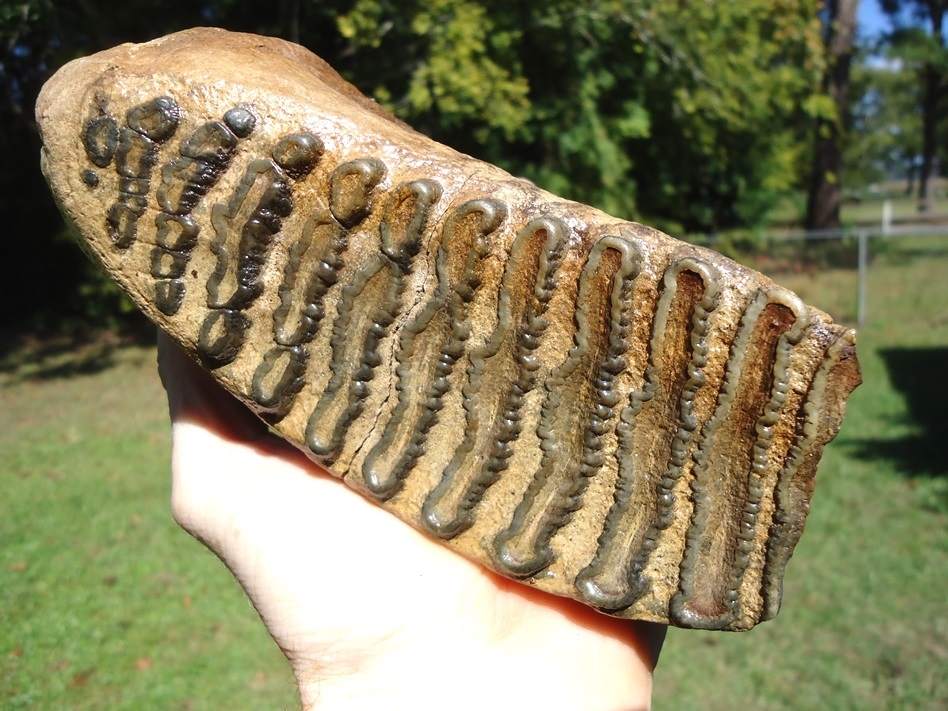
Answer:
xmin=0 ymin=344 xmax=298 ymax=710
xmin=768 ymin=180 xmax=948 ymax=227
xmin=2 ymin=235 xmax=947 ymax=710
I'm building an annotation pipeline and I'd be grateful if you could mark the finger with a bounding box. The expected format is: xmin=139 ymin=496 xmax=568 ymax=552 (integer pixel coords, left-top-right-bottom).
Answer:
xmin=157 ymin=329 xmax=272 ymax=445
xmin=156 ymin=330 xmax=329 ymax=551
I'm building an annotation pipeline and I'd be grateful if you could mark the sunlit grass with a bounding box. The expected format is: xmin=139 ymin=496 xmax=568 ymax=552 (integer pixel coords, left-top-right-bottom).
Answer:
xmin=0 ymin=347 xmax=298 ymax=710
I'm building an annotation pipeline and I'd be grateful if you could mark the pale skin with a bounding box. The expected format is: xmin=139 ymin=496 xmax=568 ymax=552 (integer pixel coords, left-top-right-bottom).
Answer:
xmin=158 ymin=332 xmax=665 ymax=711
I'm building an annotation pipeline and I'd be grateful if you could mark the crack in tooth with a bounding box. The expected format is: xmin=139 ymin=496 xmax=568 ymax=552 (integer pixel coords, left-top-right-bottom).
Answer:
xmin=490 ymin=236 xmax=642 ymax=579
xmin=576 ymin=256 xmax=720 ymax=610
xmin=671 ymin=288 xmax=808 ymax=630
xmin=269 ymin=158 xmax=382 ymax=348
xmin=304 ymin=179 xmax=442 ymax=459
xmin=421 ymin=216 xmax=569 ymax=540
xmin=360 ymin=199 xmax=507 ymax=501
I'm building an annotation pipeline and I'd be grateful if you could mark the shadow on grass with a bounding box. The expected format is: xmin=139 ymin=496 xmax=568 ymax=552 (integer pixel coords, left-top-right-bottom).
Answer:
xmin=0 ymin=313 xmax=156 ymax=383
xmin=850 ymin=347 xmax=948 ymax=478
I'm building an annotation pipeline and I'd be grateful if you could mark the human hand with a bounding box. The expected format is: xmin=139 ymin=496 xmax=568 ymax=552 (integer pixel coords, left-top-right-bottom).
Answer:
xmin=158 ymin=332 xmax=664 ymax=711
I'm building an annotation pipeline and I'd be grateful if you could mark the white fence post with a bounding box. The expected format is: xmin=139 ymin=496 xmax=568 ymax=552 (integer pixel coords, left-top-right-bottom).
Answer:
xmin=857 ymin=229 xmax=869 ymax=326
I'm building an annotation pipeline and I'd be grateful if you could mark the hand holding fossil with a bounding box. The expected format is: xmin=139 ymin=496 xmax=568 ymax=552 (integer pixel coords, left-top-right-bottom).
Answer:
xmin=38 ymin=28 xmax=860 ymax=630
xmin=159 ymin=332 xmax=664 ymax=711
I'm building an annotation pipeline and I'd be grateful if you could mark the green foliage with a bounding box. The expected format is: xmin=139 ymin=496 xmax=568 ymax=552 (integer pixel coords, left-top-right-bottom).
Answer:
xmin=623 ymin=0 xmax=826 ymax=229
xmin=876 ymin=0 xmax=948 ymax=209
xmin=332 ymin=0 xmax=827 ymax=230
xmin=340 ymin=0 xmax=531 ymax=139
xmin=0 ymin=0 xmax=882 ymax=330
xmin=846 ymin=54 xmax=922 ymax=188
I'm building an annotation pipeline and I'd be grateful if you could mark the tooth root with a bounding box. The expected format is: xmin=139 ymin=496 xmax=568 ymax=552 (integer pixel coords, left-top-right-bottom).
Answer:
xmin=39 ymin=29 xmax=862 ymax=631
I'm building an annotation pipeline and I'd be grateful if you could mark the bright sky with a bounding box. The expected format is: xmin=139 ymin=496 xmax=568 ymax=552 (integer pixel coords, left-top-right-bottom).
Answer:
xmin=858 ymin=0 xmax=891 ymax=39
xmin=858 ymin=0 xmax=945 ymax=38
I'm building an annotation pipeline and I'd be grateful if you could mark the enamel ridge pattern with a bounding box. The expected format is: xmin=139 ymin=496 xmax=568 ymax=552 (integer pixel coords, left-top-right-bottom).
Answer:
xmin=65 ymin=89 xmax=859 ymax=631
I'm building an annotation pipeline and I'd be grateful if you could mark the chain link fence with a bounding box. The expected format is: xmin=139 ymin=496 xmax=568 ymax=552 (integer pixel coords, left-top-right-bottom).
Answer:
xmin=687 ymin=222 xmax=948 ymax=329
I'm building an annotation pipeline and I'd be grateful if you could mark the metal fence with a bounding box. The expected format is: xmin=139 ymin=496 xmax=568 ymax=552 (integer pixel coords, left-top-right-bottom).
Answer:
xmin=688 ymin=222 xmax=948 ymax=327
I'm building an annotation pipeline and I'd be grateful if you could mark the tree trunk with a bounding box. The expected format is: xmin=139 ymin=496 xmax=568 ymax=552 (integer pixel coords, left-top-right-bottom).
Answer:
xmin=280 ymin=0 xmax=301 ymax=44
xmin=917 ymin=1 xmax=945 ymax=213
xmin=806 ymin=0 xmax=860 ymax=231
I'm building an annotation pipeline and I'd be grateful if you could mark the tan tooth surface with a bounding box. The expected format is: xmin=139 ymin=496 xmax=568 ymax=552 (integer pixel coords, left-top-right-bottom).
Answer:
xmin=36 ymin=28 xmax=861 ymax=630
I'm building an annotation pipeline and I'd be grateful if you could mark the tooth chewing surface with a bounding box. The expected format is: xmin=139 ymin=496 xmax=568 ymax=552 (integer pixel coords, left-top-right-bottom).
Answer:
xmin=37 ymin=28 xmax=861 ymax=631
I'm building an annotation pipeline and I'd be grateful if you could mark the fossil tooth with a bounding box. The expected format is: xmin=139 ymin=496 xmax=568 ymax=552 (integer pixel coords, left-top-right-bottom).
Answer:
xmin=36 ymin=28 xmax=861 ymax=631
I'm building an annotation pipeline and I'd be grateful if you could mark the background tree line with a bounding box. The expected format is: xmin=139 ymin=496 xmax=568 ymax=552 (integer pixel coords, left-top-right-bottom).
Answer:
xmin=0 ymin=0 xmax=942 ymax=333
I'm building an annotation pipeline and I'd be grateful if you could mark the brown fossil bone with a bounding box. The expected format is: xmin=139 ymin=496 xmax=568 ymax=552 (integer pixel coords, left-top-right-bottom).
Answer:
xmin=36 ymin=28 xmax=860 ymax=631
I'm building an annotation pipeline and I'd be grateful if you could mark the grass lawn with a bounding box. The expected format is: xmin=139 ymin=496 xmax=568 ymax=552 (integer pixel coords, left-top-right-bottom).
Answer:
xmin=0 ymin=342 xmax=298 ymax=709
xmin=2 ymin=234 xmax=946 ymax=709
xmin=769 ymin=180 xmax=948 ymax=228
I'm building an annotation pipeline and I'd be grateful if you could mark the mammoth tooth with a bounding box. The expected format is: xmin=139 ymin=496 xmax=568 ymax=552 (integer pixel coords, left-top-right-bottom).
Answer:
xmin=36 ymin=28 xmax=861 ymax=631
xmin=422 ymin=216 xmax=569 ymax=540
xmin=359 ymin=198 xmax=507 ymax=500
xmin=306 ymin=179 xmax=443 ymax=459
xmin=575 ymin=256 xmax=721 ymax=612
xmin=671 ymin=289 xmax=810 ymax=630
xmin=491 ymin=236 xmax=642 ymax=578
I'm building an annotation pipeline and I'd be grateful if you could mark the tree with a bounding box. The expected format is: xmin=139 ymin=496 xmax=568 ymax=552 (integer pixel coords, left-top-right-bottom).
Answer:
xmin=806 ymin=0 xmax=859 ymax=231
xmin=0 ymin=0 xmax=829 ymax=331
xmin=626 ymin=1 xmax=826 ymax=232
xmin=845 ymin=54 xmax=921 ymax=189
xmin=881 ymin=0 xmax=948 ymax=212
xmin=338 ymin=0 xmax=827 ymax=232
